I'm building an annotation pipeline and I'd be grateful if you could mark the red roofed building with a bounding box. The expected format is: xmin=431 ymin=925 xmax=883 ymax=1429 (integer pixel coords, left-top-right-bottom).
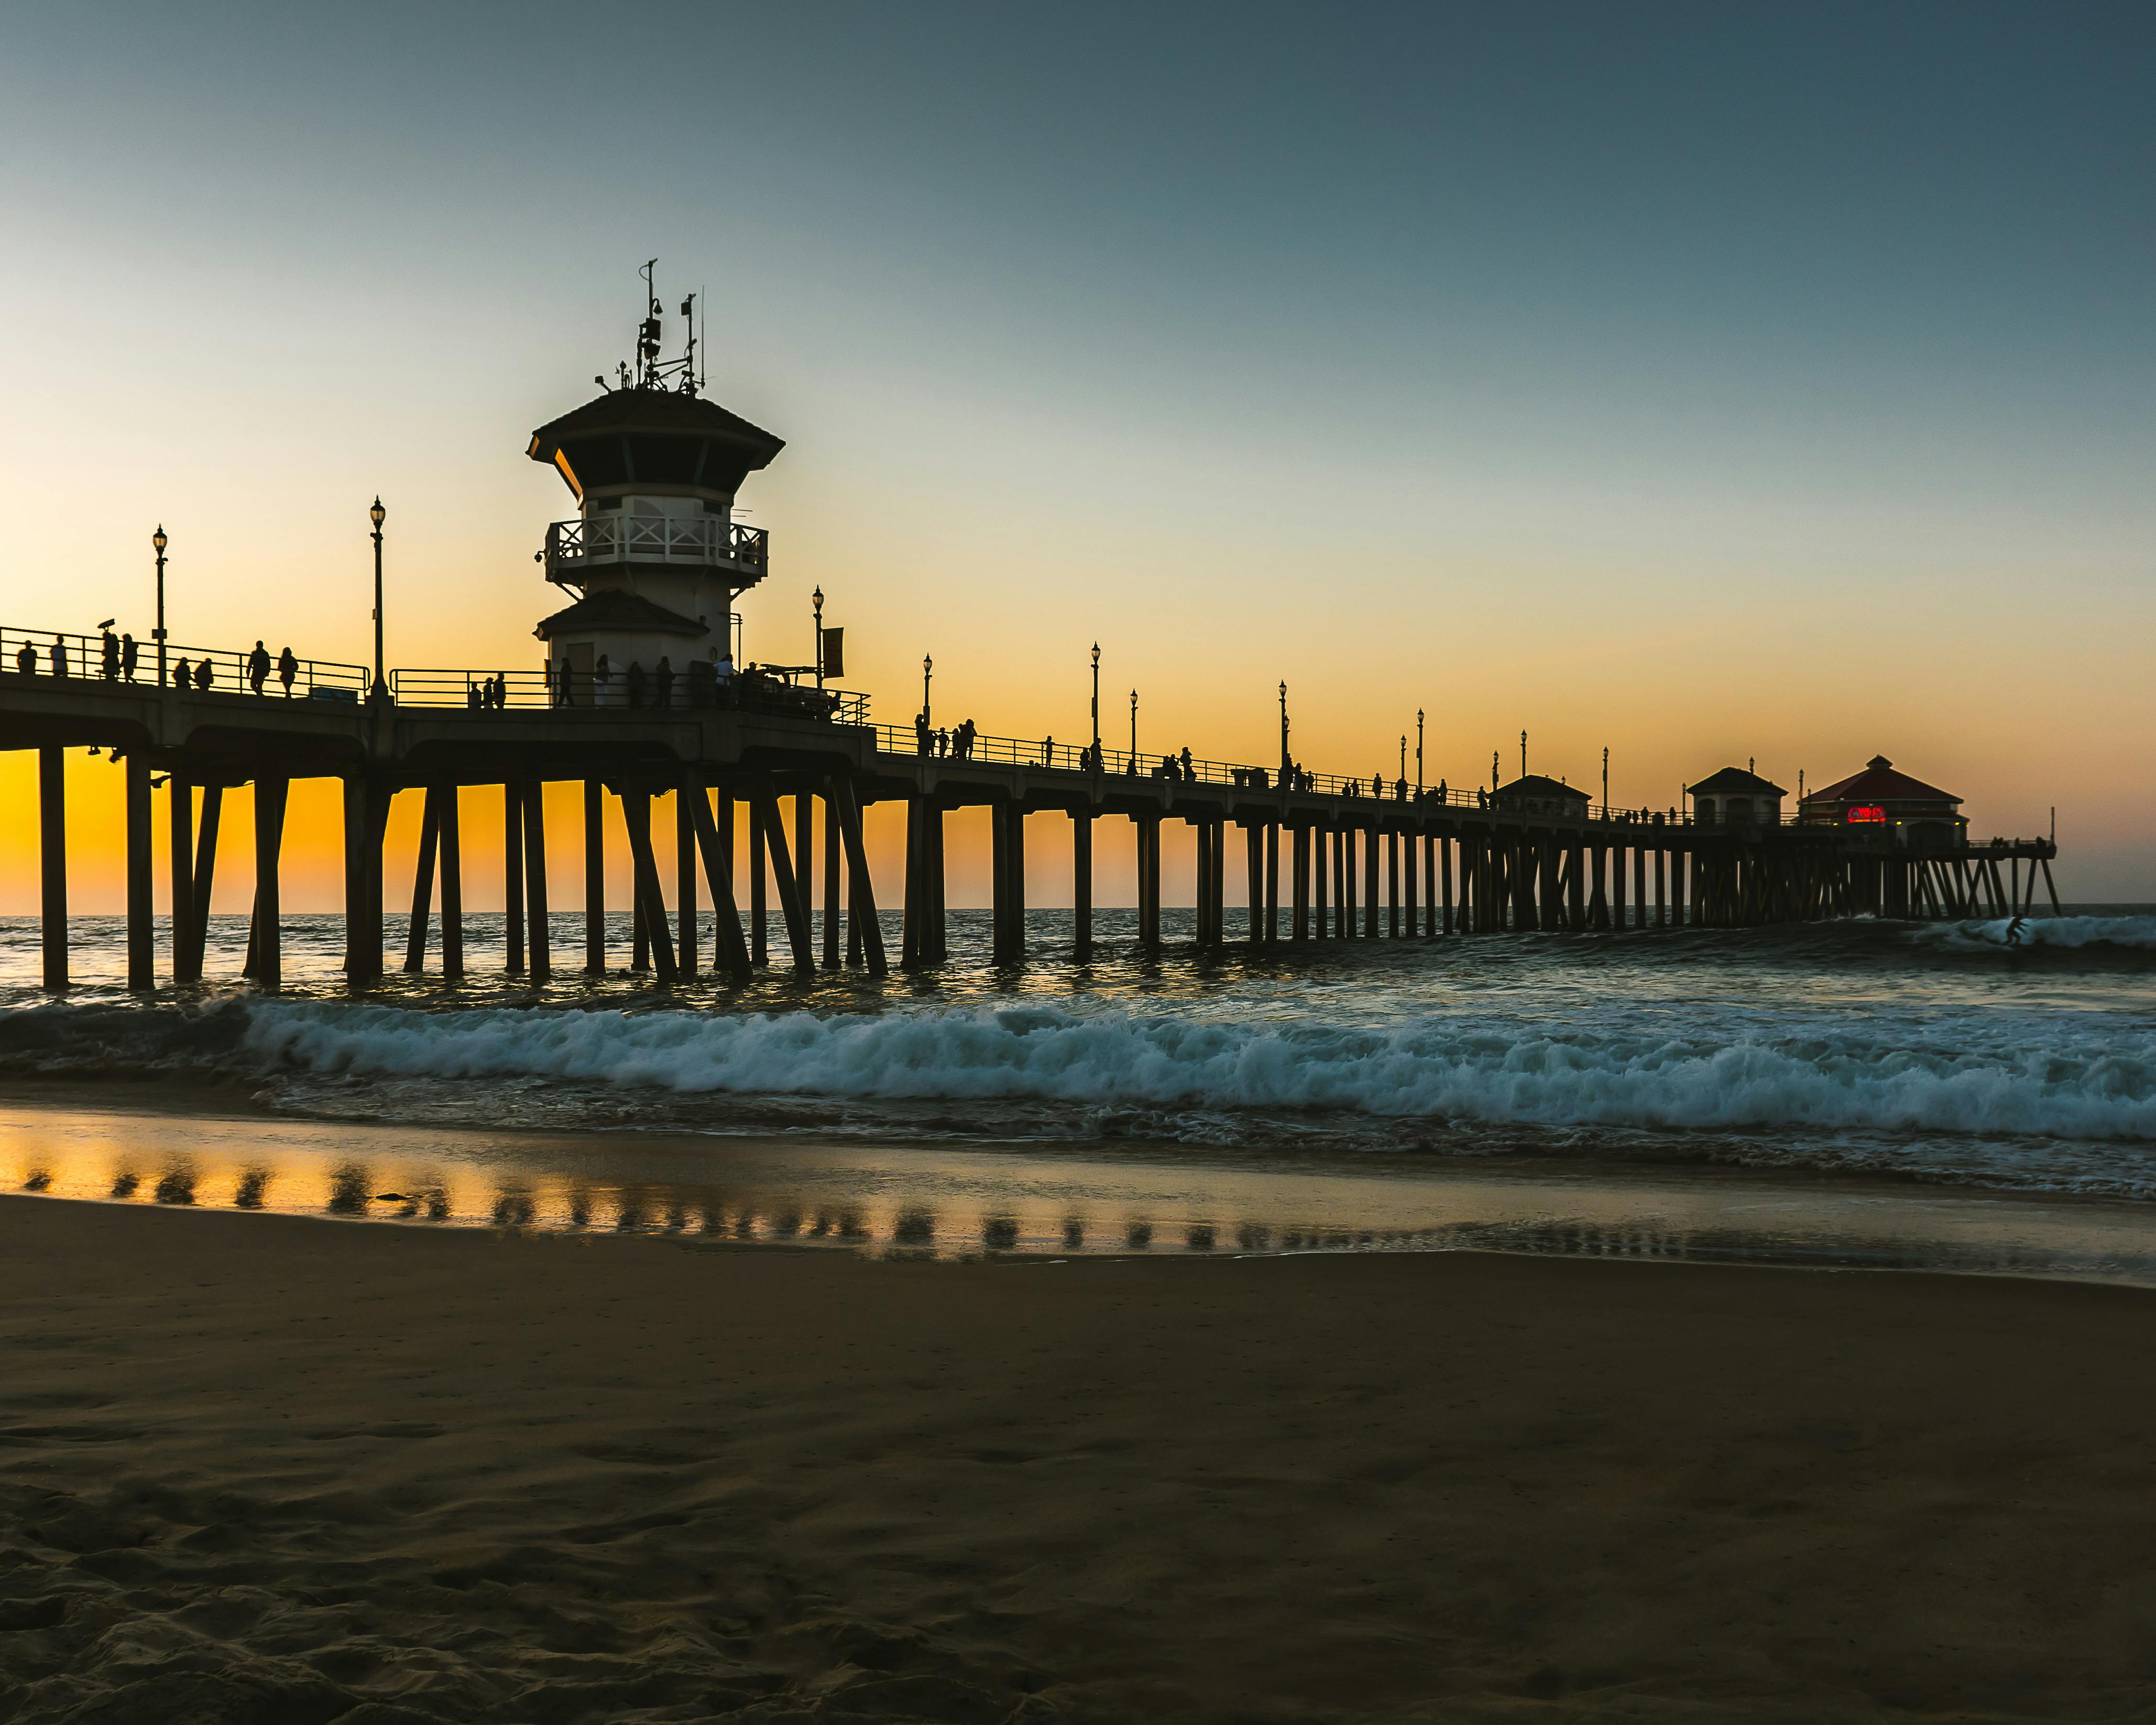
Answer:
xmin=1799 ymin=756 xmax=1966 ymax=846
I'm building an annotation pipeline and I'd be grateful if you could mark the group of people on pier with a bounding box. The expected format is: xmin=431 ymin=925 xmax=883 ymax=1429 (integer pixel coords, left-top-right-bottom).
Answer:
xmin=914 ymin=714 xmax=981 ymax=758
xmin=9 ymin=628 xmax=302 ymax=696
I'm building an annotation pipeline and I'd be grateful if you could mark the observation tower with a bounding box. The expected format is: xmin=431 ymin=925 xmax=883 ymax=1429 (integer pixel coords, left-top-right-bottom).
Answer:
xmin=529 ymin=265 xmax=784 ymax=703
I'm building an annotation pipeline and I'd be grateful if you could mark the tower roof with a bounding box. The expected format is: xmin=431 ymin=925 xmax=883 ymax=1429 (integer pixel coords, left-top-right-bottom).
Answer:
xmin=528 ymin=389 xmax=784 ymax=498
xmin=534 ymin=589 xmax=706 ymax=641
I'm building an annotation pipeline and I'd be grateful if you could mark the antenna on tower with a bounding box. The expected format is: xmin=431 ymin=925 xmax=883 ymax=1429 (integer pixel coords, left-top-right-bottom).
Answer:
xmin=636 ymin=259 xmax=663 ymax=387
xmin=679 ymin=291 xmax=698 ymax=395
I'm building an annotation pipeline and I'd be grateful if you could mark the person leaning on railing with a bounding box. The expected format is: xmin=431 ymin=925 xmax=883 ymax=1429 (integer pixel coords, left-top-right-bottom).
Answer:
xmin=14 ymin=642 xmax=34 ymax=676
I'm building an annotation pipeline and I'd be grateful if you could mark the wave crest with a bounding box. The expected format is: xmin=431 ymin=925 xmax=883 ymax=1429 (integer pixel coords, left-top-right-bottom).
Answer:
xmin=227 ymin=999 xmax=2156 ymax=1144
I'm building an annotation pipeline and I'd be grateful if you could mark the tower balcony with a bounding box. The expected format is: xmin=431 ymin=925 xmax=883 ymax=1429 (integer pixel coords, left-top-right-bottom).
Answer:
xmin=542 ymin=516 xmax=769 ymax=588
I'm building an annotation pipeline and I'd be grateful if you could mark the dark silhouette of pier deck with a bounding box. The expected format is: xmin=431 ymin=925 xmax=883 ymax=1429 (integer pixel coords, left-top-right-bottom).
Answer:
xmin=0 ymin=623 xmax=2061 ymax=993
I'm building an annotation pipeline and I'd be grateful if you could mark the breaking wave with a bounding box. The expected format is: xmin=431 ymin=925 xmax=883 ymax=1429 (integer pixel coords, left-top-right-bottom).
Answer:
xmin=167 ymin=998 xmax=2156 ymax=1144
xmin=1910 ymin=915 xmax=2156 ymax=954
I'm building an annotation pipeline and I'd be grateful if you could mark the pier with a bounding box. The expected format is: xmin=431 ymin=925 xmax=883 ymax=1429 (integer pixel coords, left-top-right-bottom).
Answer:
xmin=0 ymin=622 xmax=2060 ymax=993
xmin=0 ymin=288 xmax=2060 ymax=993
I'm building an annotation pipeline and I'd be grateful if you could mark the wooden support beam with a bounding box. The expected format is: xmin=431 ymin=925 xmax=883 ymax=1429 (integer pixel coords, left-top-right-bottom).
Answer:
xmin=1291 ymin=823 xmax=1309 ymax=941
xmin=619 ymin=790 xmax=677 ymax=985
xmin=1440 ymin=835 xmax=1453 ymax=934
xmin=1263 ymin=821 xmax=1279 ymax=945
xmin=1569 ymin=838 xmax=1585 ymax=932
xmin=1397 ymin=828 xmax=1414 ymax=935
xmin=682 ymin=778 xmax=752 ymax=980
xmin=402 ymin=789 xmax=441 ymax=974
xmin=253 ymin=776 xmax=288 ymax=990
xmin=1193 ymin=819 xmax=1211 ymax=946
xmin=1137 ymin=816 xmax=1162 ymax=947
xmin=1341 ymin=824 xmax=1357 ymax=936
xmin=503 ymin=782 xmax=526 ymax=975
xmin=1072 ymin=809 xmax=1093 ymax=960
xmin=125 ymin=754 xmax=152 ymax=991
xmin=823 ymin=789 xmax=842 ymax=969
xmin=523 ymin=778 xmax=551 ymax=982
xmin=341 ymin=777 xmax=377 ymax=985
xmin=39 ymin=746 xmax=65 ymax=989
xmin=1387 ymin=829 xmax=1400 ymax=938
xmin=185 ymin=787 xmax=221 ymax=984
xmin=677 ymin=786 xmax=699 ymax=976
xmin=440 ymin=787 xmax=463 ymax=980
xmin=750 ymin=786 xmax=816 ymax=973
xmin=1364 ymin=823 xmax=1380 ymax=938
xmin=584 ymin=779 xmax=606 ymax=974
xmin=749 ymin=806 xmax=768 ymax=966
xmin=927 ymin=801 xmax=948 ymax=962
xmin=794 ymin=792 xmax=812 ymax=966
xmin=1302 ymin=819 xmax=1319 ymax=931
xmin=900 ymin=799 xmax=923 ymax=968
xmin=168 ymin=777 xmax=195 ymax=985
xmin=1246 ymin=823 xmax=1264 ymax=945
xmin=830 ymin=778 xmax=888 ymax=977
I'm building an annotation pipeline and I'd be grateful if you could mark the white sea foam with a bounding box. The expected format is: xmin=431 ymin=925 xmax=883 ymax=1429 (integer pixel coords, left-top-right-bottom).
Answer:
xmin=237 ymin=1000 xmax=2156 ymax=1143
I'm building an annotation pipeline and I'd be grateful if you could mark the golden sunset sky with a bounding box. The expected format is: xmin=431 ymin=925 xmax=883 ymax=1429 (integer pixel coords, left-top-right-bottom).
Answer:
xmin=3 ymin=4 xmax=2150 ymax=909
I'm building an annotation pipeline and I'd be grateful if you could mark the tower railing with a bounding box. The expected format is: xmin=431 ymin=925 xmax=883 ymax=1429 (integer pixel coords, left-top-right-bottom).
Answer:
xmin=389 ymin=665 xmax=867 ymax=724
xmin=543 ymin=516 xmax=770 ymax=584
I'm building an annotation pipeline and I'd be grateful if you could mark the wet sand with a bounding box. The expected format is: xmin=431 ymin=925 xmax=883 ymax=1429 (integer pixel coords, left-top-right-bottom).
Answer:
xmin=4 ymin=1197 xmax=2156 ymax=1722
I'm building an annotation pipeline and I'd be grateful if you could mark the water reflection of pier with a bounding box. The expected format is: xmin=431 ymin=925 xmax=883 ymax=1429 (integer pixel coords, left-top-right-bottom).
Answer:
xmin=10 ymin=1106 xmax=2156 ymax=1286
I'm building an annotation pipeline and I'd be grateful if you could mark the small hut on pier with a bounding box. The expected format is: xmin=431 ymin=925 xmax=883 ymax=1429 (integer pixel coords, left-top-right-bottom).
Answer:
xmin=1688 ymin=766 xmax=1786 ymax=826
xmin=1799 ymin=756 xmax=1966 ymax=847
xmin=1492 ymin=774 xmax=1589 ymax=819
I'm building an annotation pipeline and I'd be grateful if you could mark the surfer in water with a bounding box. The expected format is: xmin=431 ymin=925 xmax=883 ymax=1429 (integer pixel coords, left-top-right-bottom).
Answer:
xmin=2005 ymin=916 xmax=2027 ymax=947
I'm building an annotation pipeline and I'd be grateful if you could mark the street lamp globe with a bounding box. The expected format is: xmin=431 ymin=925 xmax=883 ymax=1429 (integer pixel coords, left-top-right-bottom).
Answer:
xmin=369 ymin=497 xmax=386 ymax=530
xmin=151 ymin=525 xmax=167 ymax=553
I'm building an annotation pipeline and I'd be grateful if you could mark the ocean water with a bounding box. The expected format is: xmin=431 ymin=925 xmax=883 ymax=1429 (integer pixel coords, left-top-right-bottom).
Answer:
xmin=4 ymin=907 xmax=2156 ymax=1277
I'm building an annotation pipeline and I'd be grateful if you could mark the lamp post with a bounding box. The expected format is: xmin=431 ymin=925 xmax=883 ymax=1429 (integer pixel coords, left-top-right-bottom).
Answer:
xmin=368 ymin=497 xmax=386 ymax=700
xmin=150 ymin=525 xmax=168 ymax=687
xmin=922 ymin=653 xmax=933 ymax=728
xmin=812 ymin=586 xmax=825 ymax=688
xmin=1089 ymin=642 xmax=1101 ymax=760
xmin=1416 ymin=709 xmax=1424 ymax=795
xmin=1492 ymin=750 xmax=1499 ymax=792
xmin=1129 ymin=688 xmax=1138 ymax=762
xmin=1278 ymin=680 xmax=1289 ymax=777
xmin=1602 ymin=746 xmax=1609 ymax=813
xmin=1520 ymin=729 xmax=1527 ymax=779
xmin=1398 ymin=735 xmax=1406 ymax=786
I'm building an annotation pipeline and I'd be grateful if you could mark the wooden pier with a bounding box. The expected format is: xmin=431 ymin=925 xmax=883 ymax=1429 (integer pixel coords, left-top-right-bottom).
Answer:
xmin=0 ymin=627 xmax=2061 ymax=992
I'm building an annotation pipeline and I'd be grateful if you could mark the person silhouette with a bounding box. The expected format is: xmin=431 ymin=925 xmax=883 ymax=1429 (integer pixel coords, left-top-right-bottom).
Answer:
xmin=193 ymin=657 xmax=212 ymax=690
xmin=121 ymin=633 xmax=138 ymax=681
xmin=172 ymin=655 xmax=190 ymax=690
xmin=14 ymin=642 xmax=35 ymax=676
xmin=277 ymin=646 xmax=297 ymax=696
xmin=248 ymin=641 xmax=270 ymax=694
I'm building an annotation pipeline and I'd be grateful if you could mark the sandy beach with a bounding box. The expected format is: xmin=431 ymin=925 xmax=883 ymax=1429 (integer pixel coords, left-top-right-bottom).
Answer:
xmin=2 ymin=1198 xmax=2154 ymax=1722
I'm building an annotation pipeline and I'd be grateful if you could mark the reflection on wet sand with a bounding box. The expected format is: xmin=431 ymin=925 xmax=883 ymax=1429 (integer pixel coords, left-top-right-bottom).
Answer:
xmin=8 ymin=1099 xmax=2156 ymax=1289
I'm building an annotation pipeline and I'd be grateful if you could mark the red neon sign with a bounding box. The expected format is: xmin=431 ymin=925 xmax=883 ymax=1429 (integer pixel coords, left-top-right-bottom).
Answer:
xmin=1847 ymin=805 xmax=1887 ymax=824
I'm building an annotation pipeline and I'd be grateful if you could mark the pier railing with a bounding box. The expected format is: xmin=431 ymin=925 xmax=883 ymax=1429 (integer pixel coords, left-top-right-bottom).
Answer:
xmin=1 ymin=625 xmax=370 ymax=701
xmin=390 ymin=666 xmax=869 ymax=724
xmin=543 ymin=516 xmax=770 ymax=584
